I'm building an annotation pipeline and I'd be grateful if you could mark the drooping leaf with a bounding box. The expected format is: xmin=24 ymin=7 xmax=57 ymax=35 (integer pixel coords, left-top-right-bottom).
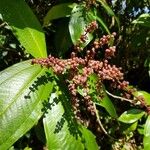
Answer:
xmin=132 ymin=14 xmax=150 ymax=28
xmin=0 ymin=0 xmax=47 ymax=58
xmin=120 ymin=122 xmax=138 ymax=135
xmin=137 ymin=125 xmax=144 ymax=135
xmin=96 ymin=0 xmax=120 ymax=30
xmin=69 ymin=5 xmax=93 ymax=47
xmin=0 ymin=60 xmax=54 ymax=149
xmin=118 ymin=109 xmax=145 ymax=124
xmin=44 ymin=3 xmax=76 ymax=26
xmin=144 ymin=115 xmax=150 ymax=150
xmin=99 ymin=91 xmax=118 ymax=118
xmin=133 ymin=91 xmax=150 ymax=106
xmin=43 ymin=102 xmax=99 ymax=150
xmin=54 ymin=19 xmax=72 ymax=56
xmin=96 ymin=15 xmax=110 ymax=34
xmin=87 ymin=74 xmax=117 ymax=118
xmin=43 ymin=80 xmax=99 ymax=150
xmin=87 ymin=10 xmax=110 ymax=34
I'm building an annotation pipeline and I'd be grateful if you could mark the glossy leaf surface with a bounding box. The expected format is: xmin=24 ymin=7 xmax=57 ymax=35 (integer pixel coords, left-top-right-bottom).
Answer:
xmin=0 ymin=0 xmax=47 ymax=58
xmin=87 ymin=74 xmax=117 ymax=118
xmin=118 ymin=109 xmax=145 ymax=124
xmin=44 ymin=3 xmax=75 ymax=26
xmin=120 ymin=122 xmax=138 ymax=134
xmin=69 ymin=5 xmax=93 ymax=47
xmin=0 ymin=61 xmax=53 ymax=149
xmin=97 ymin=0 xmax=120 ymax=29
xmin=133 ymin=91 xmax=150 ymax=105
xmin=132 ymin=14 xmax=150 ymax=27
xmin=87 ymin=10 xmax=110 ymax=34
xmin=99 ymin=92 xmax=117 ymax=118
xmin=144 ymin=115 xmax=150 ymax=150
xmin=43 ymin=82 xmax=99 ymax=150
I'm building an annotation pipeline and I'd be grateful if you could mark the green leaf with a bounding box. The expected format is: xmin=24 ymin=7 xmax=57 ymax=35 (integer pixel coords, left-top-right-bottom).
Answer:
xmin=0 ymin=0 xmax=47 ymax=58
xmin=81 ymin=126 xmax=99 ymax=150
xmin=87 ymin=74 xmax=117 ymax=118
xmin=96 ymin=15 xmax=110 ymax=34
xmin=43 ymin=103 xmax=99 ymax=150
xmin=118 ymin=109 xmax=145 ymax=124
xmin=144 ymin=57 xmax=150 ymax=68
xmin=24 ymin=147 xmax=32 ymax=150
xmin=132 ymin=14 xmax=150 ymax=28
xmin=96 ymin=0 xmax=120 ymax=30
xmin=120 ymin=122 xmax=138 ymax=135
xmin=133 ymin=91 xmax=150 ymax=106
xmin=87 ymin=9 xmax=110 ymax=34
xmin=0 ymin=60 xmax=54 ymax=149
xmin=86 ymin=74 xmax=117 ymax=118
xmin=137 ymin=125 xmax=144 ymax=135
xmin=43 ymin=81 xmax=99 ymax=150
xmin=98 ymin=91 xmax=118 ymax=118
xmin=144 ymin=115 xmax=150 ymax=150
xmin=54 ymin=19 xmax=72 ymax=56
xmin=69 ymin=5 xmax=93 ymax=47
xmin=44 ymin=3 xmax=75 ymax=26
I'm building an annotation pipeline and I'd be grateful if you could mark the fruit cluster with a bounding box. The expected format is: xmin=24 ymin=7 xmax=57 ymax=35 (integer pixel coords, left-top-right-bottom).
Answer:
xmin=32 ymin=29 xmax=131 ymax=125
xmin=74 ymin=21 xmax=98 ymax=52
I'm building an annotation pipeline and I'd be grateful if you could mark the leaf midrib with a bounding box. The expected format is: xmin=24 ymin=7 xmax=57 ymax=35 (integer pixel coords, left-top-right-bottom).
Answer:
xmin=0 ymin=80 xmax=48 ymax=148
xmin=15 ymin=6 xmax=45 ymax=58
xmin=0 ymin=67 xmax=44 ymax=117
xmin=2 ymin=1 xmax=45 ymax=58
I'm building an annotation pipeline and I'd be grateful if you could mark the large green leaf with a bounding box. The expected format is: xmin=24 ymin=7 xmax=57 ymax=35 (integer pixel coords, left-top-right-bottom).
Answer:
xmin=43 ymin=3 xmax=75 ymax=26
xmin=133 ymin=91 xmax=150 ymax=106
xmin=144 ymin=115 xmax=150 ymax=150
xmin=43 ymin=81 xmax=99 ymax=150
xmin=69 ymin=5 xmax=93 ymax=47
xmin=118 ymin=109 xmax=145 ymax=124
xmin=132 ymin=14 xmax=150 ymax=28
xmin=0 ymin=61 xmax=54 ymax=149
xmin=0 ymin=0 xmax=47 ymax=58
xmin=43 ymin=103 xmax=99 ymax=150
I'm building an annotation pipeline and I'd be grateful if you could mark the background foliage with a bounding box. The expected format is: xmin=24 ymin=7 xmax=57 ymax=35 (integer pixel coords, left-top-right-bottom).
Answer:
xmin=0 ymin=0 xmax=150 ymax=149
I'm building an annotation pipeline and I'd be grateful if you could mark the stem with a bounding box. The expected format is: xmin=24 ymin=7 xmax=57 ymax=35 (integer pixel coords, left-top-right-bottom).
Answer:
xmin=93 ymin=103 xmax=115 ymax=140
xmin=105 ymin=90 xmax=135 ymax=104
xmin=93 ymin=103 xmax=108 ymax=134
xmin=0 ymin=22 xmax=7 ymax=28
xmin=0 ymin=45 xmax=17 ymax=52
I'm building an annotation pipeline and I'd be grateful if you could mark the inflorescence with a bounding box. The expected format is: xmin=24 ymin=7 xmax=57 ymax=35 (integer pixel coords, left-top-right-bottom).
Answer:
xmin=32 ymin=21 xmax=149 ymax=126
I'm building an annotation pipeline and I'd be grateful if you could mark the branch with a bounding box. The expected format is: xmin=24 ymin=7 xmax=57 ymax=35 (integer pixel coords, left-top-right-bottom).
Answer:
xmin=0 ymin=45 xmax=17 ymax=52
xmin=93 ymin=103 xmax=115 ymax=140
xmin=105 ymin=90 xmax=136 ymax=104
xmin=0 ymin=22 xmax=7 ymax=28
